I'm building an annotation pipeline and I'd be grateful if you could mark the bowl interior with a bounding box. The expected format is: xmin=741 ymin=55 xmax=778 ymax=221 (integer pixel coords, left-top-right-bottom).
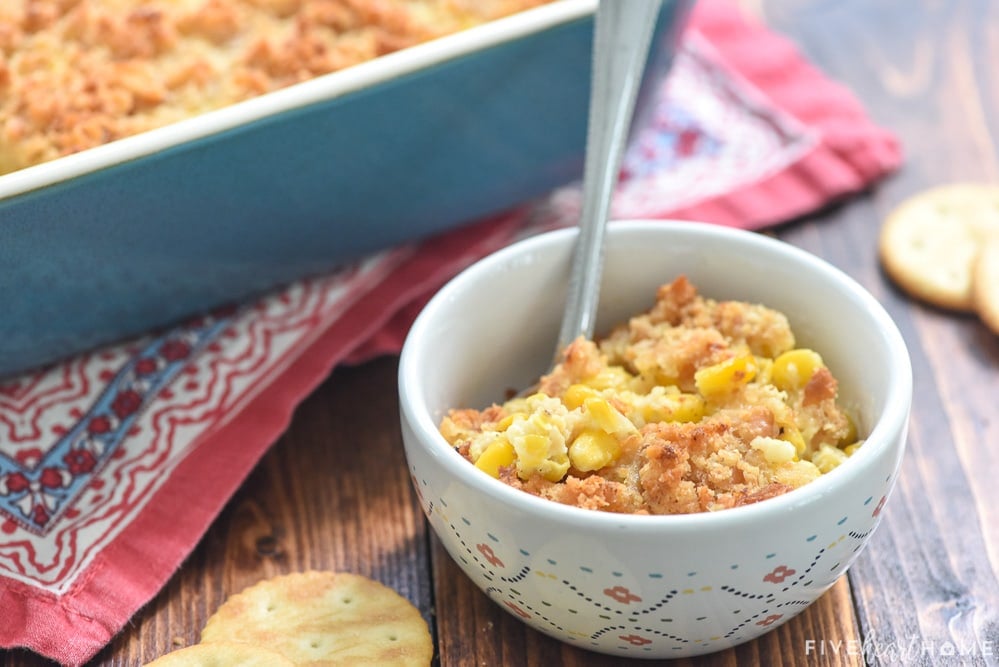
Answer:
xmin=405 ymin=221 xmax=908 ymax=453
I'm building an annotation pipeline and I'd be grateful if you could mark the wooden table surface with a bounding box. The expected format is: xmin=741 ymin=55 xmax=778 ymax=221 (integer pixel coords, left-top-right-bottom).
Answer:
xmin=7 ymin=0 xmax=999 ymax=665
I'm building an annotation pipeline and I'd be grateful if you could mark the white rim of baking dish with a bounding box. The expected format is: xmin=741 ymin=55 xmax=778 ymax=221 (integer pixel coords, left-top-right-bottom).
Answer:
xmin=0 ymin=0 xmax=597 ymax=200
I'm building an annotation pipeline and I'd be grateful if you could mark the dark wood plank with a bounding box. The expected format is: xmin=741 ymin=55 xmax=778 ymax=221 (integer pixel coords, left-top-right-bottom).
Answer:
xmin=744 ymin=1 xmax=999 ymax=664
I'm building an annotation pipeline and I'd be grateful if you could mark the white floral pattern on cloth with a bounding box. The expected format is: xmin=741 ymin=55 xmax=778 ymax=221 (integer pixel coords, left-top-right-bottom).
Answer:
xmin=523 ymin=33 xmax=818 ymax=234
xmin=0 ymin=252 xmax=404 ymax=593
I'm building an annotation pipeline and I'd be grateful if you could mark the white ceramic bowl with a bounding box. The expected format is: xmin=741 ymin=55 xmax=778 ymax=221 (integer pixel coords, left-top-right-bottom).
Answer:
xmin=398 ymin=220 xmax=911 ymax=658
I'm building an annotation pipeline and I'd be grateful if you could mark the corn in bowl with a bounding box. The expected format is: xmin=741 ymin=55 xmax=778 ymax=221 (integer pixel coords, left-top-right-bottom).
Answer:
xmin=439 ymin=276 xmax=861 ymax=515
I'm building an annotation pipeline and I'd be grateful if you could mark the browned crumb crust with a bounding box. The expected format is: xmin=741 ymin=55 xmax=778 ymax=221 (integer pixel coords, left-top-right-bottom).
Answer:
xmin=503 ymin=407 xmax=800 ymax=515
xmin=447 ymin=276 xmax=855 ymax=516
xmin=0 ymin=0 xmax=553 ymax=174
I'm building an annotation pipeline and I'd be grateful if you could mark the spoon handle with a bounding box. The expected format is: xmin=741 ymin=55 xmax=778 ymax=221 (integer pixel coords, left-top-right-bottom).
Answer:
xmin=555 ymin=0 xmax=663 ymax=359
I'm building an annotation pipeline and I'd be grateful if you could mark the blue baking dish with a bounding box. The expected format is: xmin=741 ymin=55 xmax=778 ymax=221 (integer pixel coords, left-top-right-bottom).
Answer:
xmin=0 ymin=0 xmax=692 ymax=378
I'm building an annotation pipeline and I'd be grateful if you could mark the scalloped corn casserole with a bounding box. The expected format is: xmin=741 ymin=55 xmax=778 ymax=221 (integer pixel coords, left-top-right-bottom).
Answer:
xmin=0 ymin=0 xmax=553 ymax=175
xmin=440 ymin=276 xmax=862 ymax=515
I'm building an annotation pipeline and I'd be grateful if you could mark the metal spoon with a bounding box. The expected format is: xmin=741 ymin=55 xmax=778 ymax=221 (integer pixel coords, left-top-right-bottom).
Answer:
xmin=553 ymin=0 xmax=664 ymax=363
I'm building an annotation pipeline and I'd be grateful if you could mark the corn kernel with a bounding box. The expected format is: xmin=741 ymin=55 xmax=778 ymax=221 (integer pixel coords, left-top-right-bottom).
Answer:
xmin=628 ymin=372 xmax=658 ymax=393
xmin=772 ymin=349 xmax=824 ymax=392
xmin=584 ymin=396 xmax=638 ymax=436
xmin=840 ymin=413 xmax=858 ymax=446
xmin=585 ymin=365 xmax=634 ymax=390
xmin=779 ymin=423 xmax=807 ymax=456
xmin=538 ymin=457 xmax=570 ymax=482
xmin=503 ymin=394 xmax=572 ymax=481
xmin=669 ymin=393 xmax=706 ymax=423
xmin=493 ymin=415 xmax=518 ymax=431
xmin=812 ymin=444 xmax=848 ymax=473
xmin=694 ymin=355 xmax=757 ymax=398
xmin=474 ymin=439 xmax=516 ymax=478
xmin=642 ymin=392 xmax=705 ymax=424
xmin=652 ymin=370 xmax=680 ymax=388
xmin=518 ymin=433 xmax=551 ymax=469
xmin=569 ymin=429 xmax=621 ymax=471
xmin=751 ymin=436 xmax=797 ymax=464
xmin=844 ymin=441 xmax=863 ymax=456
xmin=564 ymin=384 xmax=600 ymax=411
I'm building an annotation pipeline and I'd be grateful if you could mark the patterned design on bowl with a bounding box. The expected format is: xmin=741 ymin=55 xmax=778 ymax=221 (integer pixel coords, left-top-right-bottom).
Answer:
xmin=409 ymin=461 xmax=896 ymax=657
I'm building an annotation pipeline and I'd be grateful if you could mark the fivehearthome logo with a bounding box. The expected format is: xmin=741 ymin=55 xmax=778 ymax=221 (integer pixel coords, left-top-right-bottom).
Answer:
xmin=804 ymin=637 xmax=995 ymax=662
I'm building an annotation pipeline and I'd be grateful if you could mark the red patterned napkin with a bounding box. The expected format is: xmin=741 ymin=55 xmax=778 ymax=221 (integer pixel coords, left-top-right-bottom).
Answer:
xmin=0 ymin=2 xmax=901 ymax=664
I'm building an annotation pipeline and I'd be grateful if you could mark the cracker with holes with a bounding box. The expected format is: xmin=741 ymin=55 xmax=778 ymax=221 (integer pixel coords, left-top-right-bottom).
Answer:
xmin=200 ymin=571 xmax=432 ymax=666
xmin=879 ymin=183 xmax=999 ymax=311
xmin=973 ymin=234 xmax=999 ymax=334
xmin=144 ymin=641 xmax=295 ymax=666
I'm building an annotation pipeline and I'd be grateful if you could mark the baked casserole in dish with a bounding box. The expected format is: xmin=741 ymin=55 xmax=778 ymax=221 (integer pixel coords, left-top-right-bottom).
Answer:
xmin=0 ymin=0 xmax=691 ymax=377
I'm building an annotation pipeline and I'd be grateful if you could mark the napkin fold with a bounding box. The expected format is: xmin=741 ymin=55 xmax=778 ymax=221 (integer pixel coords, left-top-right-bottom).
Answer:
xmin=0 ymin=2 xmax=901 ymax=664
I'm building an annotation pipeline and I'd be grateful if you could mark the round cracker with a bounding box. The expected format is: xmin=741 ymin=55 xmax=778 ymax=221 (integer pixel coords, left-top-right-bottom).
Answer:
xmin=879 ymin=183 xmax=999 ymax=311
xmin=200 ymin=571 xmax=432 ymax=666
xmin=973 ymin=234 xmax=999 ymax=334
xmin=144 ymin=641 xmax=294 ymax=666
